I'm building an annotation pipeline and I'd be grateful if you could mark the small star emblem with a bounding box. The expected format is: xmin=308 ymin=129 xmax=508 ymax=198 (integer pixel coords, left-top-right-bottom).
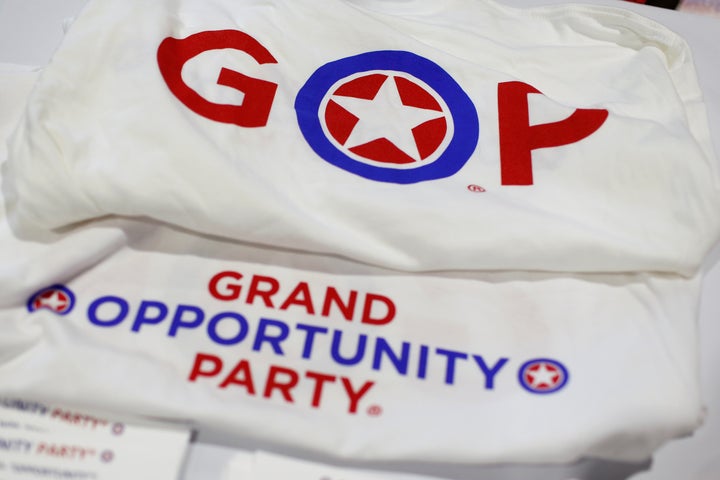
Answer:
xmin=101 ymin=450 xmax=114 ymax=463
xmin=35 ymin=290 xmax=69 ymax=311
xmin=518 ymin=359 xmax=569 ymax=394
xmin=27 ymin=285 xmax=76 ymax=315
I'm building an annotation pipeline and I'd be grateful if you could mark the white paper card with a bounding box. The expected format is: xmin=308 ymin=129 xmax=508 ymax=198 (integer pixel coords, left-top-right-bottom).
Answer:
xmin=0 ymin=400 xmax=191 ymax=480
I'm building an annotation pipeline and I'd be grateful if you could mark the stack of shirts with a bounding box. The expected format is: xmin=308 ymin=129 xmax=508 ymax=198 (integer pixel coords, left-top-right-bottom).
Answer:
xmin=1 ymin=0 xmax=719 ymax=472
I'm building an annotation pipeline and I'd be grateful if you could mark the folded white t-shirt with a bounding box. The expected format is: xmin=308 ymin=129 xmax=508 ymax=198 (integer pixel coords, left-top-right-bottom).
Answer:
xmin=0 ymin=215 xmax=706 ymax=464
xmin=5 ymin=0 xmax=719 ymax=273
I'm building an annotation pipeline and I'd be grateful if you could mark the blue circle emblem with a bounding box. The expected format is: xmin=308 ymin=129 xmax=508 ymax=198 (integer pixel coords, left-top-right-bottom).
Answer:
xmin=27 ymin=284 xmax=76 ymax=316
xmin=295 ymin=50 xmax=479 ymax=184
xmin=518 ymin=358 xmax=569 ymax=394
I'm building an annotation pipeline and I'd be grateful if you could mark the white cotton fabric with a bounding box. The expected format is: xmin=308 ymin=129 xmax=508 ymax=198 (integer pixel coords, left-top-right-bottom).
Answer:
xmin=4 ymin=0 xmax=719 ymax=274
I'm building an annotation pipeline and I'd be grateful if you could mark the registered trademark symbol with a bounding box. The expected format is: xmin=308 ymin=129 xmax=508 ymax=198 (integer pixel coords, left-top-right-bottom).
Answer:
xmin=367 ymin=405 xmax=383 ymax=417
xmin=100 ymin=450 xmax=114 ymax=463
xmin=467 ymin=184 xmax=485 ymax=193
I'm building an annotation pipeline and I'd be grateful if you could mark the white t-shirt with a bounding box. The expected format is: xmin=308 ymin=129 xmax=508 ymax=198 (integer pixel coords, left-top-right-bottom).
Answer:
xmin=5 ymin=0 xmax=719 ymax=274
xmin=0 ymin=216 xmax=706 ymax=464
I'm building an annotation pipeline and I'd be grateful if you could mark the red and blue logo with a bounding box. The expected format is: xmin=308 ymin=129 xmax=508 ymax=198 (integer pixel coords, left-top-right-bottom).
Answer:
xmin=518 ymin=358 xmax=569 ymax=394
xmin=295 ymin=51 xmax=479 ymax=184
xmin=158 ymin=30 xmax=607 ymax=186
xmin=26 ymin=285 xmax=76 ymax=316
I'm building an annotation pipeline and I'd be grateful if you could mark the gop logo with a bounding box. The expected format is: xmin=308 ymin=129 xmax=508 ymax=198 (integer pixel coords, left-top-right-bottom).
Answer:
xmin=26 ymin=285 xmax=76 ymax=316
xmin=158 ymin=29 xmax=607 ymax=186
xmin=295 ymin=51 xmax=478 ymax=183
xmin=518 ymin=358 xmax=569 ymax=394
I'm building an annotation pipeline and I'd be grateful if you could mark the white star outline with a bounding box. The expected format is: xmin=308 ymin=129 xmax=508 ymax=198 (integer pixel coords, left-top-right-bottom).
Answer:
xmin=526 ymin=362 xmax=563 ymax=390
xmin=319 ymin=70 xmax=454 ymax=168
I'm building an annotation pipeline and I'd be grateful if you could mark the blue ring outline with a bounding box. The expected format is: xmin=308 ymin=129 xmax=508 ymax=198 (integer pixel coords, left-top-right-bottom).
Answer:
xmin=294 ymin=50 xmax=479 ymax=184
